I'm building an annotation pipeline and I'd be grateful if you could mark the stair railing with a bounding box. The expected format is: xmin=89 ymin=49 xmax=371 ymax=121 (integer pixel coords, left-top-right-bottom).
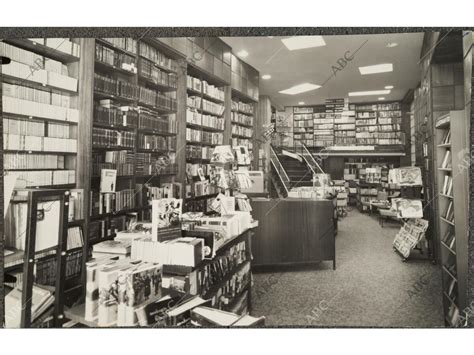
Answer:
xmin=301 ymin=143 xmax=325 ymax=175
xmin=269 ymin=145 xmax=291 ymax=195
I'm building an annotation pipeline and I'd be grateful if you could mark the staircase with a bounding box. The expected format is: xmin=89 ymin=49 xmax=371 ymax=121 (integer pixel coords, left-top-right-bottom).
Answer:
xmin=277 ymin=152 xmax=314 ymax=187
xmin=269 ymin=146 xmax=314 ymax=198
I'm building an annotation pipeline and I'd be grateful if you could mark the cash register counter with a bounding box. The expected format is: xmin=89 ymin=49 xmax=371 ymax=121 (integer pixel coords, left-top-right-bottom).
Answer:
xmin=250 ymin=198 xmax=336 ymax=269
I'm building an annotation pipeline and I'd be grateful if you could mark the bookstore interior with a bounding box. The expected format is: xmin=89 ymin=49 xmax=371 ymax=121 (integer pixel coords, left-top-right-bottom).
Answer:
xmin=0 ymin=31 xmax=471 ymax=328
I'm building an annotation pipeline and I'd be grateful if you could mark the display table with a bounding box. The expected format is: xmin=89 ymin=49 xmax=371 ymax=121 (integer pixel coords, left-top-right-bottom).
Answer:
xmin=250 ymin=198 xmax=336 ymax=269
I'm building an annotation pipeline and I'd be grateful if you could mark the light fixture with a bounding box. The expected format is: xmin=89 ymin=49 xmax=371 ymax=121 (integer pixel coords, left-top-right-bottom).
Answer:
xmin=267 ymin=36 xmax=274 ymax=39
xmin=386 ymin=42 xmax=398 ymax=48
xmin=298 ymin=101 xmax=305 ymax=105
xmin=378 ymin=97 xmax=385 ymax=101
xmin=359 ymin=63 xmax=393 ymax=75
xmin=279 ymin=83 xmax=321 ymax=95
xmin=262 ymin=74 xmax=272 ymax=80
xmin=237 ymin=50 xmax=249 ymax=58
xmin=281 ymin=36 xmax=326 ymax=51
xmin=348 ymin=89 xmax=391 ymax=97
xmin=384 ymin=85 xmax=394 ymax=89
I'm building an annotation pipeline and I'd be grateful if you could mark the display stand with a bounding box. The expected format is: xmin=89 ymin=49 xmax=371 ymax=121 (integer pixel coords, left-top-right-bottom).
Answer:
xmin=20 ymin=189 xmax=70 ymax=328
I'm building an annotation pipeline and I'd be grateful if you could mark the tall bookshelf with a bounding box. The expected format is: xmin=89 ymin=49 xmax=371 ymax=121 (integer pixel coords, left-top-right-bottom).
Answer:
xmin=435 ymin=111 xmax=468 ymax=327
xmin=185 ymin=64 xmax=226 ymax=212
xmin=1 ymin=38 xmax=87 ymax=308
xmin=89 ymin=37 xmax=179 ymax=244
xmin=230 ymin=53 xmax=259 ymax=167
xmin=293 ymin=106 xmax=314 ymax=148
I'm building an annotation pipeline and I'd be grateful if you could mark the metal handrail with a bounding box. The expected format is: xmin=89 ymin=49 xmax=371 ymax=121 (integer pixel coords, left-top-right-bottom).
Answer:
xmin=269 ymin=145 xmax=291 ymax=194
xmin=301 ymin=143 xmax=325 ymax=174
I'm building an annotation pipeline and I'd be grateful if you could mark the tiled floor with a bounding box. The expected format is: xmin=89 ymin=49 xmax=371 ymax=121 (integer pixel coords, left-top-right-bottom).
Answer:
xmin=250 ymin=209 xmax=445 ymax=327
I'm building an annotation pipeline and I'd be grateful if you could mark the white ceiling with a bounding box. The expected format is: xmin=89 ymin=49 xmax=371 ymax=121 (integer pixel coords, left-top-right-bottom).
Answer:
xmin=222 ymin=33 xmax=424 ymax=108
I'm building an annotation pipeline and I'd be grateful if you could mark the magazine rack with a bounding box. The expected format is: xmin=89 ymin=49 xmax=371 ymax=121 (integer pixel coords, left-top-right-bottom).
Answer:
xmin=20 ymin=189 xmax=70 ymax=328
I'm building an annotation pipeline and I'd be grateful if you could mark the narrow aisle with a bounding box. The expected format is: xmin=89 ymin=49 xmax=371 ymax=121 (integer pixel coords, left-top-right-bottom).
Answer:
xmin=250 ymin=209 xmax=445 ymax=327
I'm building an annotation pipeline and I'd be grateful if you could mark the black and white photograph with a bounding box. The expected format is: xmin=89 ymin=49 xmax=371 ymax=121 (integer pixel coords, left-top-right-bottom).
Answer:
xmin=0 ymin=2 xmax=473 ymax=353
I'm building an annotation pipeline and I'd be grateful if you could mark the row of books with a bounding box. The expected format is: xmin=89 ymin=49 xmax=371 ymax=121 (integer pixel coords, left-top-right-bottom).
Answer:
xmin=187 ymin=75 xmax=225 ymax=102
xmin=7 ymin=169 xmax=75 ymax=188
xmin=139 ymin=41 xmax=177 ymax=72
xmin=231 ymin=138 xmax=253 ymax=150
xmin=94 ymin=104 xmax=139 ymax=128
xmin=93 ymin=162 xmax=134 ymax=177
xmin=354 ymin=102 xmax=401 ymax=111
xmin=85 ymin=257 xmax=162 ymax=326
xmin=197 ymin=240 xmax=248 ymax=295
xmin=90 ymin=189 xmax=136 ymax=216
xmin=231 ymin=112 xmax=253 ymax=126
xmin=138 ymin=134 xmax=175 ymax=151
xmin=30 ymin=38 xmax=81 ymax=58
xmin=186 ymin=163 xmax=213 ymax=178
xmin=444 ymin=201 xmax=455 ymax=223
xmin=441 ymin=129 xmax=451 ymax=145
xmin=139 ymin=58 xmax=178 ymax=88
xmin=138 ymin=109 xmax=177 ymax=133
xmin=186 ymin=145 xmax=213 ymax=160
xmin=2 ymin=58 xmax=78 ymax=92
xmin=92 ymin=128 xmax=136 ymax=148
xmin=138 ymin=86 xmax=177 ymax=111
xmin=186 ymin=128 xmax=223 ymax=145
xmin=186 ymin=109 xmax=225 ymax=130
xmin=94 ymin=73 xmax=138 ymax=99
xmin=95 ymin=43 xmax=137 ymax=73
xmin=231 ymin=100 xmax=253 ymax=115
xmin=0 ymin=41 xmax=70 ymax=76
xmin=441 ymin=150 xmax=452 ymax=169
xmin=101 ymin=38 xmax=137 ymax=54
xmin=442 ymin=227 xmax=456 ymax=250
xmin=3 ymin=83 xmax=73 ymax=108
xmin=135 ymin=153 xmax=177 ymax=176
xmin=3 ymin=117 xmax=45 ymax=137
xmin=4 ymin=134 xmax=77 ymax=153
xmin=192 ymin=180 xmax=219 ymax=198
xmin=231 ymin=125 xmax=253 ymax=138
xmin=4 ymin=153 xmax=66 ymax=170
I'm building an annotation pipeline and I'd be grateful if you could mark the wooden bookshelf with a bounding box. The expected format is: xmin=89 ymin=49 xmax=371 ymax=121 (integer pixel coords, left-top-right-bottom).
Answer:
xmin=435 ymin=111 xmax=468 ymax=327
xmin=89 ymin=37 xmax=180 ymax=244
xmin=184 ymin=56 xmax=229 ymax=213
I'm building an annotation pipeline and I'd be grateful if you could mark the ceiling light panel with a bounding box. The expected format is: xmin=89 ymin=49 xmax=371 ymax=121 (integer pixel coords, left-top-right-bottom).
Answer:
xmin=279 ymin=83 xmax=321 ymax=95
xmin=359 ymin=63 xmax=393 ymax=75
xmin=281 ymin=36 xmax=326 ymax=51
xmin=348 ymin=90 xmax=391 ymax=97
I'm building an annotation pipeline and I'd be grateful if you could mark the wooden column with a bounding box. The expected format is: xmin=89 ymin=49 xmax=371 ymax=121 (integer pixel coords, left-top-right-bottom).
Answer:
xmin=223 ymin=86 xmax=232 ymax=145
xmin=73 ymin=38 xmax=94 ymax=297
xmin=0 ymin=59 xmax=4 ymax=327
xmin=256 ymin=95 xmax=272 ymax=191
xmin=175 ymin=59 xmax=188 ymax=187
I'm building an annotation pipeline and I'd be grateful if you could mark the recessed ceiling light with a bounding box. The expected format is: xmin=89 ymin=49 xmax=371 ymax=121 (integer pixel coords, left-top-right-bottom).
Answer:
xmin=267 ymin=36 xmax=274 ymax=39
xmin=237 ymin=50 xmax=249 ymax=58
xmin=348 ymin=90 xmax=391 ymax=97
xmin=279 ymin=83 xmax=321 ymax=95
xmin=262 ymin=74 xmax=272 ymax=80
xmin=384 ymin=85 xmax=394 ymax=89
xmin=298 ymin=101 xmax=305 ymax=105
xmin=378 ymin=97 xmax=385 ymax=101
xmin=386 ymin=42 xmax=398 ymax=48
xmin=359 ymin=63 xmax=393 ymax=75
xmin=281 ymin=36 xmax=326 ymax=51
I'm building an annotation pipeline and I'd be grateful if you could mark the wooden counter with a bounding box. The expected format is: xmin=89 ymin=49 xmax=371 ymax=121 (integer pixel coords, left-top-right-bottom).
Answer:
xmin=250 ymin=198 xmax=336 ymax=269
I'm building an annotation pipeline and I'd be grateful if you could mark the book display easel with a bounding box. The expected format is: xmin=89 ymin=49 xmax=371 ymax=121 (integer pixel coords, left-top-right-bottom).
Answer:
xmin=435 ymin=111 xmax=468 ymax=327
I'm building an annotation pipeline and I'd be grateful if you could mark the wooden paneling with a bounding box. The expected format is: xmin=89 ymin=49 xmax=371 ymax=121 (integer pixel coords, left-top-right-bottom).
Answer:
xmin=250 ymin=198 xmax=335 ymax=268
xmin=256 ymin=96 xmax=272 ymax=190
xmin=176 ymin=58 xmax=188 ymax=186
